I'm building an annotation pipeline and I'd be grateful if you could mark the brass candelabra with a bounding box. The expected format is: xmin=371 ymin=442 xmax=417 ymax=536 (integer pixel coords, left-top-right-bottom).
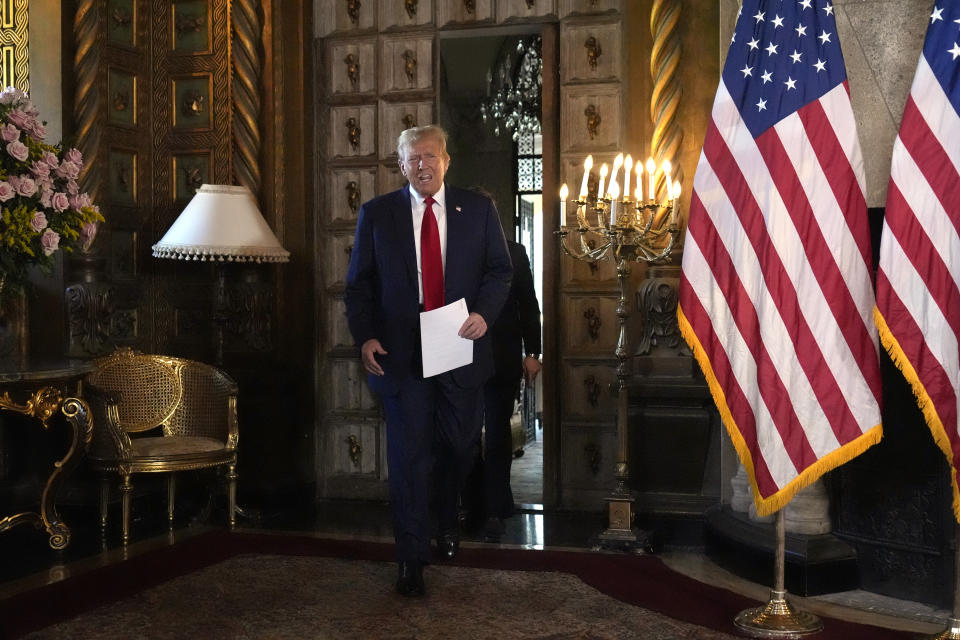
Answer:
xmin=556 ymin=153 xmax=681 ymax=548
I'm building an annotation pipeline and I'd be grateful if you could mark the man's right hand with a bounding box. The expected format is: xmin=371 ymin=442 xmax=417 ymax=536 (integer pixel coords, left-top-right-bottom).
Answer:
xmin=361 ymin=339 xmax=387 ymax=376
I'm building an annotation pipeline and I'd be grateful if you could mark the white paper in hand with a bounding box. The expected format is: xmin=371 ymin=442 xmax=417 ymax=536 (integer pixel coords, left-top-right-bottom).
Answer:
xmin=419 ymin=298 xmax=473 ymax=377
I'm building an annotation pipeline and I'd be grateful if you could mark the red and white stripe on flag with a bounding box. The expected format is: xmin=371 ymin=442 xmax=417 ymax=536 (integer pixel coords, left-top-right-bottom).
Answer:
xmin=875 ymin=4 xmax=960 ymax=521
xmin=678 ymin=1 xmax=883 ymax=516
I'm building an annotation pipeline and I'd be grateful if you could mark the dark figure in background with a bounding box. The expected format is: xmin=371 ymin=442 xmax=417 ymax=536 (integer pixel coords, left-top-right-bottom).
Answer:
xmin=344 ymin=125 xmax=512 ymax=597
xmin=466 ymin=238 xmax=541 ymax=541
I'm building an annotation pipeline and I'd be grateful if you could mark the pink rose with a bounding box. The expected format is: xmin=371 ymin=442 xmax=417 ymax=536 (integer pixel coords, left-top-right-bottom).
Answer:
xmin=0 ymin=123 xmax=18 ymax=142
xmin=38 ymin=187 xmax=51 ymax=208
xmin=55 ymin=160 xmax=80 ymax=180
xmin=0 ymin=181 xmax=14 ymax=202
xmin=29 ymin=159 xmax=49 ymax=177
xmin=6 ymin=109 xmax=28 ymax=129
xmin=65 ymin=179 xmax=79 ymax=195
xmin=6 ymin=140 xmax=28 ymax=162
xmin=29 ymin=210 xmax=47 ymax=232
xmin=50 ymin=191 xmax=69 ymax=212
xmin=79 ymin=222 xmax=98 ymax=251
xmin=64 ymin=148 xmax=82 ymax=165
xmin=40 ymin=228 xmax=60 ymax=256
xmin=67 ymin=193 xmax=92 ymax=210
xmin=29 ymin=121 xmax=45 ymax=140
xmin=42 ymin=151 xmax=58 ymax=167
xmin=14 ymin=175 xmax=35 ymax=197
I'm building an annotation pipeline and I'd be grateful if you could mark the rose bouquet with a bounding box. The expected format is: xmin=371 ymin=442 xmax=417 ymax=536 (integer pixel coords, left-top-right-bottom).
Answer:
xmin=0 ymin=86 xmax=104 ymax=296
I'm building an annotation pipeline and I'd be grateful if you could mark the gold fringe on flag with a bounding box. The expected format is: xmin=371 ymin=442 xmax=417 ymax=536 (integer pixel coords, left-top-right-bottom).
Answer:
xmin=677 ymin=304 xmax=883 ymax=516
xmin=874 ymin=307 xmax=960 ymax=523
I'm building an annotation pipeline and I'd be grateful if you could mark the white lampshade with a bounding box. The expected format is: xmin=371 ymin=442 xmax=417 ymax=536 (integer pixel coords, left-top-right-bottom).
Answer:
xmin=152 ymin=184 xmax=290 ymax=263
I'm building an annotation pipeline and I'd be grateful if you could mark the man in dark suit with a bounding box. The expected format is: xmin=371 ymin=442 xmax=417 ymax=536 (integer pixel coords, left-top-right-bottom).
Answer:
xmin=344 ymin=125 xmax=512 ymax=597
xmin=467 ymin=238 xmax=541 ymax=540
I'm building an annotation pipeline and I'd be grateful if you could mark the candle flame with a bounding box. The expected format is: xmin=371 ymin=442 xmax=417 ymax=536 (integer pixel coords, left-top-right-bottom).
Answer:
xmin=584 ymin=155 xmax=593 ymax=170
xmin=560 ymin=183 xmax=569 ymax=199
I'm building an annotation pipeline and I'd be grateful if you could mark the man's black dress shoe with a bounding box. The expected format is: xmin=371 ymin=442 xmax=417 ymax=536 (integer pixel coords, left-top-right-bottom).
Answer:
xmin=437 ymin=533 xmax=459 ymax=560
xmin=396 ymin=560 xmax=425 ymax=597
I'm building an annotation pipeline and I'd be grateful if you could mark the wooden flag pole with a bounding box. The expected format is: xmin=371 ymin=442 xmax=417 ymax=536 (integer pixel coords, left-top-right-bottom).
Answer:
xmin=927 ymin=523 xmax=960 ymax=639
xmin=733 ymin=509 xmax=823 ymax=638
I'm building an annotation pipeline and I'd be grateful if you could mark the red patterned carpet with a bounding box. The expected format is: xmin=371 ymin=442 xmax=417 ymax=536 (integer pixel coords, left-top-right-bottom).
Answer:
xmin=1 ymin=531 xmax=915 ymax=639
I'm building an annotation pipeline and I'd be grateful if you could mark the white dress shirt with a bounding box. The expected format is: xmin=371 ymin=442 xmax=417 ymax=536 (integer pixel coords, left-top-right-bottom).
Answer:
xmin=410 ymin=184 xmax=447 ymax=305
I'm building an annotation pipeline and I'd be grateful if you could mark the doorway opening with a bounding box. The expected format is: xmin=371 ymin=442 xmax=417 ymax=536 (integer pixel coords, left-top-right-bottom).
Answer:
xmin=439 ymin=29 xmax=544 ymax=510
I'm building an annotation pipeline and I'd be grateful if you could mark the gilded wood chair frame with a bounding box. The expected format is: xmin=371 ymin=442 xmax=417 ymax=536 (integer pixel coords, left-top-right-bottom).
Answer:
xmin=85 ymin=348 xmax=238 ymax=544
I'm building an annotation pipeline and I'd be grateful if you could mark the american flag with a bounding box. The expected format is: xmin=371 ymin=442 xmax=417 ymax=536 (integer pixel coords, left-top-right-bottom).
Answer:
xmin=677 ymin=0 xmax=883 ymax=515
xmin=875 ymin=2 xmax=960 ymax=520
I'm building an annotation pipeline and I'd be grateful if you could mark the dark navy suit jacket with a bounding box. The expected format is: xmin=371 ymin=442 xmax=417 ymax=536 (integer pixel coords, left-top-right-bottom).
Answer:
xmin=344 ymin=184 xmax=513 ymax=394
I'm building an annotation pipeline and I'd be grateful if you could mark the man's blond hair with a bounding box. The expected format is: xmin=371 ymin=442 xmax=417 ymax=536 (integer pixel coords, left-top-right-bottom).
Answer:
xmin=397 ymin=125 xmax=450 ymax=162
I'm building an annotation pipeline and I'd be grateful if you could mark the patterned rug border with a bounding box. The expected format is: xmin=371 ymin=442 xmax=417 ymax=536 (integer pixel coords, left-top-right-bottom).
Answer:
xmin=0 ymin=530 xmax=913 ymax=639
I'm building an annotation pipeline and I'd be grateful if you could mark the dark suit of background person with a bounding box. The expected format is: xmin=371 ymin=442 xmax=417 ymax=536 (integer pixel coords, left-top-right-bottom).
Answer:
xmin=344 ymin=125 xmax=512 ymax=597
xmin=469 ymin=239 xmax=541 ymax=539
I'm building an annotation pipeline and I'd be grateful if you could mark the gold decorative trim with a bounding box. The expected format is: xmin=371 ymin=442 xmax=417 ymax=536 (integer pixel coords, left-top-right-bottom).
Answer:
xmin=650 ymin=0 xmax=683 ymax=200
xmin=232 ymin=0 xmax=263 ymax=198
xmin=0 ymin=0 xmax=28 ymax=92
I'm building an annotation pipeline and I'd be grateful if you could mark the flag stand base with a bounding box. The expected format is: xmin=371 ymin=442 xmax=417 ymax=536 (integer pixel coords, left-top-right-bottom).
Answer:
xmin=733 ymin=590 xmax=823 ymax=638
xmin=927 ymin=618 xmax=960 ymax=640
xmin=733 ymin=510 xmax=822 ymax=638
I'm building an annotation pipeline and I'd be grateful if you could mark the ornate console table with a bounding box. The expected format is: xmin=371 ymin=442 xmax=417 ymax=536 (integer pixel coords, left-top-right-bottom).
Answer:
xmin=0 ymin=360 xmax=94 ymax=549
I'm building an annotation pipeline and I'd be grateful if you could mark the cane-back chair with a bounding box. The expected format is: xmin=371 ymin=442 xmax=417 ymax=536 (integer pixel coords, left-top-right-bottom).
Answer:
xmin=85 ymin=348 xmax=238 ymax=544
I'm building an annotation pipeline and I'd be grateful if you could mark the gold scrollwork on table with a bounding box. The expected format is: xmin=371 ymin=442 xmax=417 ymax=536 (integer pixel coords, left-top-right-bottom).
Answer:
xmin=404 ymin=0 xmax=418 ymax=19
xmin=402 ymin=50 xmax=417 ymax=84
xmin=344 ymin=53 xmax=360 ymax=90
xmin=0 ymin=391 xmax=93 ymax=549
xmin=584 ymin=104 xmax=601 ymax=140
xmin=583 ymin=306 xmax=601 ymax=341
xmin=346 ymin=434 xmax=362 ymax=468
xmin=585 ymin=36 xmax=602 ymax=70
xmin=345 ymin=117 xmax=362 ymax=150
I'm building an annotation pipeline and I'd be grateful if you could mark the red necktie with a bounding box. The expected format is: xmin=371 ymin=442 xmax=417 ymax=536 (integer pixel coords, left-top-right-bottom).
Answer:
xmin=421 ymin=196 xmax=443 ymax=311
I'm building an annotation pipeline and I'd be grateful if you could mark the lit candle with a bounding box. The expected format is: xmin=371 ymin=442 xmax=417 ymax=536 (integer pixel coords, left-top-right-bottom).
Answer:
xmin=646 ymin=158 xmax=656 ymax=202
xmin=579 ymin=155 xmax=593 ymax=198
xmin=671 ymin=183 xmax=682 ymax=224
xmin=559 ymin=183 xmax=568 ymax=228
xmin=662 ymin=160 xmax=673 ymax=206
xmin=623 ymin=155 xmax=633 ymax=201
xmin=608 ymin=181 xmax=620 ymax=226
xmin=598 ymin=163 xmax=609 ymax=200
xmin=609 ymin=153 xmax=623 ymax=199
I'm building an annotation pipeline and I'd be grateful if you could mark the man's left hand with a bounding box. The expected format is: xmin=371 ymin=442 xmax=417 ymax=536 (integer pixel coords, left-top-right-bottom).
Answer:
xmin=523 ymin=356 xmax=541 ymax=385
xmin=458 ymin=312 xmax=487 ymax=340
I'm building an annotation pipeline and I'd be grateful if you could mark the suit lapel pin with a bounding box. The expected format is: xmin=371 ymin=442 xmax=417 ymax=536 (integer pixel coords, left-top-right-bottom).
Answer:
xmin=455 ymin=206 xmax=462 ymax=213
